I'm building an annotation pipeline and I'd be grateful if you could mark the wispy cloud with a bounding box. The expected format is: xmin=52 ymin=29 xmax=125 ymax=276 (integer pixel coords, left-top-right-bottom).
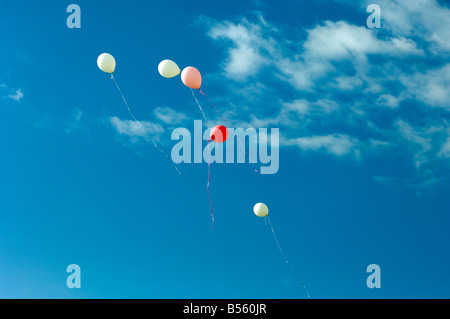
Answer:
xmin=438 ymin=130 xmax=450 ymax=158
xmin=376 ymin=94 xmax=404 ymax=108
xmin=396 ymin=119 xmax=434 ymax=168
xmin=204 ymin=15 xmax=274 ymax=81
xmin=400 ymin=64 xmax=450 ymax=110
xmin=196 ymin=1 xmax=450 ymax=188
xmin=282 ymin=134 xmax=359 ymax=157
xmin=374 ymin=0 xmax=450 ymax=53
xmin=153 ymin=106 xmax=188 ymax=125
xmin=7 ymin=89 xmax=24 ymax=102
xmin=66 ymin=108 xmax=87 ymax=134
xmin=110 ymin=116 xmax=164 ymax=139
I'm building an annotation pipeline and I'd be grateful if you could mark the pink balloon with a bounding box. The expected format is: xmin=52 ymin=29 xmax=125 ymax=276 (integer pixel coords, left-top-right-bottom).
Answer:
xmin=181 ymin=67 xmax=202 ymax=89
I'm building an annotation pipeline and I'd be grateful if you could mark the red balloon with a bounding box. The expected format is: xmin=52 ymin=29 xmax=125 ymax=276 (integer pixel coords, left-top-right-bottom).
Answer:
xmin=210 ymin=125 xmax=229 ymax=143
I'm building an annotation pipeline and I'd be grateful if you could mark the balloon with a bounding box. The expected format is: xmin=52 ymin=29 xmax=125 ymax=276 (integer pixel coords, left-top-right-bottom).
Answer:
xmin=181 ymin=66 xmax=202 ymax=89
xmin=253 ymin=203 xmax=269 ymax=217
xmin=158 ymin=59 xmax=181 ymax=78
xmin=97 ymin=53 xmax=116 ymax=74
xmin=210 ymin=125 xmax=229 ymax=143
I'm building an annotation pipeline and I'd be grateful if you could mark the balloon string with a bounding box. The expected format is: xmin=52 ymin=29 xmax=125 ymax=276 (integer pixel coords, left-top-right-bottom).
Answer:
xmin=190 ymin=88 xmax=207 ymax=121
xmin=199 ymin=89 xmax=228 ymax=125
xmin=207 ymin=140 xmax=215 ymax=230
xmin=110 ymin=74 xmax=181 ymax=175
xmin=265 ymin=216 xmax=310 ymax=298
xmin=199 ymin=89 xmax=258 ymax=173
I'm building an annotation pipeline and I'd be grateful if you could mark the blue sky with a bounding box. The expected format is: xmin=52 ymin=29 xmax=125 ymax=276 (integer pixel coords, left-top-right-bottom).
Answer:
xmin=0 ymin=0 xmax=449 ymax=298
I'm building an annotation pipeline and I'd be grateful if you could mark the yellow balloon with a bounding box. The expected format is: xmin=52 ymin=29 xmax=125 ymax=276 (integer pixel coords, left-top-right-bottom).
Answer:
xmin=97 ymin=53 xmax=116 ymax=74
xmin=253 ymin=203 xmax=269 ymax=217
xmin=158 ymin=59 xmax=181 ymax=78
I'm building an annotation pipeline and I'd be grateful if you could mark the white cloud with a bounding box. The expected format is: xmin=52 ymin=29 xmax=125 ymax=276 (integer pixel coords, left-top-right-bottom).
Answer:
xmin=331 ymin=75 xmax=364 ymax=91
xmin=153 ymin=107 xmax=188 ymax=125
xmin=373 ymin=175 xmax=399 ymax=187
xmin=199 ymin=7 xmax=450 ymax=186
xmin=66 ymin=108 xmax=85 ymax=133
xmin=304 ymin=21 xmax=422 ymax=59
xmin=207 ymin=17 xmax=273 ymax=81
xmin=8 ymin=89 xmax=24 ymax=102
xmin=375 ymin=0 xmax=450 ymax=53
xmin=333 ymin=0 xmax=450 ymax=53
xmin=283 ymin=134 xmax=358 ymax=156
xmin=205 ymin=14 xmax=423 ymax=93
xmin=283 ymin=99 xmax=310 ymax=116
xmin=110 ymin=116 xmax=164 ymax=138
xmin=277 ymin=20 xmax=423 ymax=90
xmin=395 ymin=119 xmax=439 ymax=168
xmin=400 ymin=64 xmax=450 ymax=110
xmin=249 ymin=97 xmax=340 ymax=128
xmin=438 ymin=133 xmax=450 ymax=158
xmin=376 ymin=94 xmax=404 ymax=108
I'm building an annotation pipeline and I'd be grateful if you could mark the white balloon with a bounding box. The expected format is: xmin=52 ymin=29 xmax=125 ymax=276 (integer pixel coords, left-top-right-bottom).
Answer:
xmin=158 ymin=59 xmax=181 ymax=78
xmin=97 ymin=53 xmax=116 ymax=74
xmin=253 ymin=202 xmax=269 ymax=217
